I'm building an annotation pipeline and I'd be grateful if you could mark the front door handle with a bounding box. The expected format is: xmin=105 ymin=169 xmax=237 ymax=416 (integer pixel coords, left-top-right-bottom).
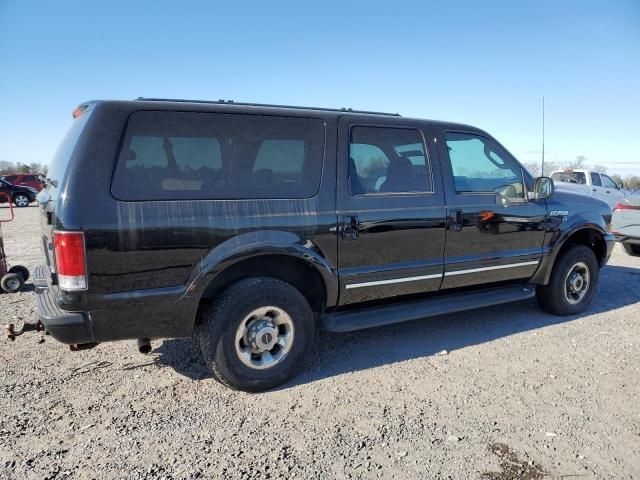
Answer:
xmin=341 ymin=215 xmax=360 ymax=240
xmin=449 ymin=209 xmax=463 ymax=232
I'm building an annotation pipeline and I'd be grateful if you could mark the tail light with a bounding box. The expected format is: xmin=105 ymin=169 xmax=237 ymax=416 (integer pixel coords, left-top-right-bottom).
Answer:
xmin=613 ymin=202 xmax=640 ymax=211
xmin=53 ymin=231 xmax=87 ymax=290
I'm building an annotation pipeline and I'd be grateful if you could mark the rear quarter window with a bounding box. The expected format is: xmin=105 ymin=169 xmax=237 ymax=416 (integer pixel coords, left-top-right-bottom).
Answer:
xmin=111 ymin=111 xmax=325 ymax=200
xmin=48 ymin=110 xmax=93 ymax=187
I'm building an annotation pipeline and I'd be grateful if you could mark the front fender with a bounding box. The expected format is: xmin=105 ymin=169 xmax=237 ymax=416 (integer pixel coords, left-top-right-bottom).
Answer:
xmin=531 ymin=221 xmax=611 ymax=285
xmin=183 ymin=230 xmax=339 ymax=307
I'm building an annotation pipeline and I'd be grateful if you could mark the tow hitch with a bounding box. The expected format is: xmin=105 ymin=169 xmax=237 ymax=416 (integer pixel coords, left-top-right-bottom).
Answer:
xmin=5 ymin=319 xmax=45 ymax=341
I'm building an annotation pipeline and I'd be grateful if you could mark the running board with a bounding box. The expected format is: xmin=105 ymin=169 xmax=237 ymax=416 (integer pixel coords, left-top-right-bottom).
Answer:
xmin=321 ymin=284 xmax=535 ymax=333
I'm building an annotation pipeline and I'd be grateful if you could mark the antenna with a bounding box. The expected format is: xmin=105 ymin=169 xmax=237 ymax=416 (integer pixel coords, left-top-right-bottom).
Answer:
xmin=541 ymin=96 xmax=545 ymax=176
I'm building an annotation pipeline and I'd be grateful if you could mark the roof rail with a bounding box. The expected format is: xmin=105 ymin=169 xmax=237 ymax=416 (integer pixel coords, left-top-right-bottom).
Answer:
xmin=135 ymin=97 xmax=401 ymax=116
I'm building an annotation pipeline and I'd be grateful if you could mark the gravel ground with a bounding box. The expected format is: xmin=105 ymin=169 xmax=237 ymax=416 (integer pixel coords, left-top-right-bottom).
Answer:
xmin=1 ymin=206 xmax=639 ymax=479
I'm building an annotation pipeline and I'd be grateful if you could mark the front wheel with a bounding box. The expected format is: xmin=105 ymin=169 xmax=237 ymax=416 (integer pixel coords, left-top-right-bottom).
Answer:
xmin=196 ymin=277 xmax=315 ymax=392
xmin=622 ymin=243 xmax=640 ymax=257
xmin=13 ymin=194 xmax=30 ymax=207
xmin=537 ymin=245 xmax=599 ymax=315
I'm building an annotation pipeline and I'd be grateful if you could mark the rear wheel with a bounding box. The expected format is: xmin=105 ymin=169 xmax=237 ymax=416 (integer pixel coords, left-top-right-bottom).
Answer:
xmin=622 ymin=243 xmax=640 ymax=257
xmin=537 ymin=245 xmax=599 ymax=315
xmin=1 ymin=273 xmax=24 ymax=293
xmin=13 ymin=194 xmax=30 ymax=207
xmin=9 ymin=265 xmax=30 ymax=282
xmin=196 ymin=277 xmax=315 ymax=392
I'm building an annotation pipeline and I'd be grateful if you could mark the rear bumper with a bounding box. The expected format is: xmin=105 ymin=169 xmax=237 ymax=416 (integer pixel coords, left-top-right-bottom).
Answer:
xmin=33 ymin=264 xmax=197 ymax=344
xmin=35 ymin=282 xmax=95 ymax=344
xmin=33 ymin=264 xmax=94 ymax=344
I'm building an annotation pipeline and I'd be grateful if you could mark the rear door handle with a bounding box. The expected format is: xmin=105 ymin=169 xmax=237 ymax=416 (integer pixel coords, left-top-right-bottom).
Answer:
xmin=449 ymin=209 xmax=463 ymax=232
xmin=341 ymin=215 xmax=360 ymax=240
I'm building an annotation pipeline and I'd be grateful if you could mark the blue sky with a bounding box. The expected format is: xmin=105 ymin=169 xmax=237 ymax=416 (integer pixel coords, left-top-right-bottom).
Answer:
xmin=1 ymin=0 xmax=638 ymax=175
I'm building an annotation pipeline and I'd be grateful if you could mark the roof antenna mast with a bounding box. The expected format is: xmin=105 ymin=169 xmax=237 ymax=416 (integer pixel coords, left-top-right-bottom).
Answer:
xmin=541 ymin=96 xmax=545 ymax=176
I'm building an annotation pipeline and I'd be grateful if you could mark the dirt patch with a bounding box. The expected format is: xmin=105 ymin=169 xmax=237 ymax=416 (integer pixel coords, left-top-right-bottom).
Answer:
xmin=481 ymin=443 xmax=546 ymax=480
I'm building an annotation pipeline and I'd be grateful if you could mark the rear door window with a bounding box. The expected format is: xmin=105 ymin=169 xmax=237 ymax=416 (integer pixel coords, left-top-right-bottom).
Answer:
xmin=111 ymin=111 xmax=325 ymax=200
xmin=348 ymin=126 xmax=431 ymax=194
xmin=591 ymin=172 xmax=602 ymax=186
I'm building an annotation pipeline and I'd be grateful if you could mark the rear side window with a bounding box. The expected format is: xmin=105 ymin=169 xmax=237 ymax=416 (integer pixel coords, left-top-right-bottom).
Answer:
xmin=48 ymin=110 xmax=93 ymax=187
xmin=591 ymin=172 xmax=602 ymax=186
xmin=348 ymin=126 xmax=431 ymax=194
xmin=112 ymin=111 xmax=325 ymax=200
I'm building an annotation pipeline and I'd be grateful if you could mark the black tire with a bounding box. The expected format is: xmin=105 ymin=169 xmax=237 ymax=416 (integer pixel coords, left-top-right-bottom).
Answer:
xmin=1 ymin=273 xmax=24 ymax=293
xmin=536 ymin=245 xmax=599 ymax=315
xmin=196 ymin=277 xmax=315 ymax=392
xmin=9 ymin=265 xmax=30 ymax=282
xmin=13 ymin=194 xmax=30 ymax=208
xmin=622 ymin=243 xmax=640 ymax=257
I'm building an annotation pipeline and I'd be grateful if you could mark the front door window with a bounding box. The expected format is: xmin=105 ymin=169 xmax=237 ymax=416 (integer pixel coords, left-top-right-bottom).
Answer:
xmin=445 ymin=132 xmax=524 ymax=200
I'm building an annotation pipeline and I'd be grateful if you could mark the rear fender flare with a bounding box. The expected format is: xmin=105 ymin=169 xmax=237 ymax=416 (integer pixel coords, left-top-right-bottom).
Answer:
xmin=184 ymin=230 xmax=338 ymax=307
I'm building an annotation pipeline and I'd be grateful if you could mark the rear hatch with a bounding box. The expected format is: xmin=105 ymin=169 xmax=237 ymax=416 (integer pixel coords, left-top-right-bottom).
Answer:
xmin=39 ymin=105 xmax=94 ymax=285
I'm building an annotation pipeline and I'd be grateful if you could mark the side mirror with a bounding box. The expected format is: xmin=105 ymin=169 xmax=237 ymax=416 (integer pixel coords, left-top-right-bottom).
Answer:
xmin=533 ymin=176 xmax=554 ymax=200
xmin=617 ymin=182 xmax=624 ymax=190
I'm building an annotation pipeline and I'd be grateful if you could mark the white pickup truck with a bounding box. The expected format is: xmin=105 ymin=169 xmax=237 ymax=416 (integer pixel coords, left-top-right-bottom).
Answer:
xmin=550 ymin=169 xmax=625 ymax=209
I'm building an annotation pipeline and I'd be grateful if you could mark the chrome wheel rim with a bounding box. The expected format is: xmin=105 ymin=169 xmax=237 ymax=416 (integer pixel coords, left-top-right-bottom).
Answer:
xmin=234 ymin=306 xmax=295 ymax=370
xmin=5 ymin=278 xmax=20 ymax=291
xmin=15 ymin=195 xmax=29 ymax=207
xmin=564 ymin=261 xmax=590 ymax=305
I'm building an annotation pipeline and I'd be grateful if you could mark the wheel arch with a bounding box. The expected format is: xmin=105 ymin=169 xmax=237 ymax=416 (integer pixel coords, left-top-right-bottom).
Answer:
xmin=532 ymin=225 xmax=608 ymax=285
xmin=188 ymin=236 xmax=339 ymax=329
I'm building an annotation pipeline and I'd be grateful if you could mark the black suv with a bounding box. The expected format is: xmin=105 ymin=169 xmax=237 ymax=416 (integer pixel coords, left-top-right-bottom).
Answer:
xmin=34 ymin=99 xmax=614 ymax=391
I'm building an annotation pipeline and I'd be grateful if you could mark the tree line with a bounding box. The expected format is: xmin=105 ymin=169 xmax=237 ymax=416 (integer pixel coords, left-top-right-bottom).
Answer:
xmin=0 ymin=161 xmax=48 ymax=176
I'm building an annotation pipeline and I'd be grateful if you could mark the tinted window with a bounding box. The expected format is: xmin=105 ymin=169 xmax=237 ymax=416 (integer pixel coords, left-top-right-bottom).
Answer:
xmin=112 ymin=111 xmax=324 ymax=200
xmin=601 ymin=174 xmax=617 ymax=189
xmin=3 ymin=175 xmax=17 ymax=182
xmin=348 ymin=126 xmax=430 ymax=194
xmin=445 ymin=132 xmax=524 ymax=198
xmin=48 ymin=110 xmax=92 ymax=188
xmin=591 ymin=172 xmax=602 ymax=186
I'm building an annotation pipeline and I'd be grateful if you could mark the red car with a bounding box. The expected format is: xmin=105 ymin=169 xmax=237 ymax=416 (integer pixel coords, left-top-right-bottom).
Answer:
xmin=1 ymin=173 xmax=45 ymax=191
